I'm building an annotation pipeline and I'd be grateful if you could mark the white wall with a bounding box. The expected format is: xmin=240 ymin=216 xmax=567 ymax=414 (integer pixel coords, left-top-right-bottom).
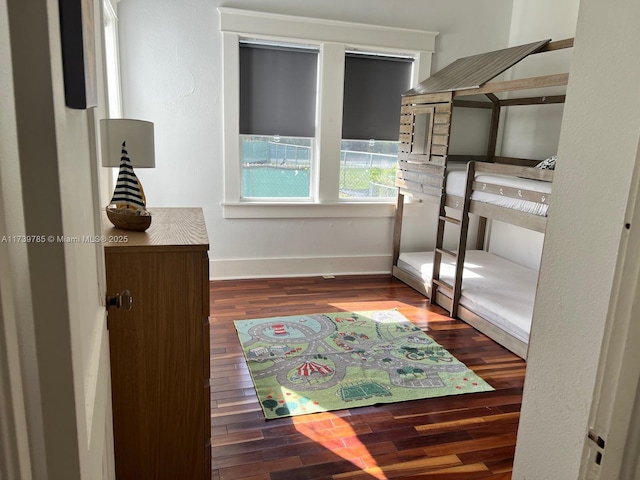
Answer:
xmin=117 ymin=0 xmax=513 ymax=278
xmin=485 ymin=0 xmax=579 ymax=271
xmin=513 ymin=0 xmax=640 ymax=477
xmin=503 ymin=0 xmax=579 ymax=158
xmin=501 ymin=0 xmax=579 ymax=164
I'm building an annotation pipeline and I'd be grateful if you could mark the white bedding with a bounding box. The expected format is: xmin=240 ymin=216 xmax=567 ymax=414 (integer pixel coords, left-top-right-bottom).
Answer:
xmin=446 ymin=170 xmax=551 ymax=216
xmin=397 ymin=250 xmax=538 ymax=344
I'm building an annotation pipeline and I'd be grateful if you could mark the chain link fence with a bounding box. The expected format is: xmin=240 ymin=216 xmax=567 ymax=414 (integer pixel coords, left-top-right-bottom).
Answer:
xmin=241 ymin=137 xmax=397 ymax=199
xmin=339 ymin=149 xmax=397 ymax=199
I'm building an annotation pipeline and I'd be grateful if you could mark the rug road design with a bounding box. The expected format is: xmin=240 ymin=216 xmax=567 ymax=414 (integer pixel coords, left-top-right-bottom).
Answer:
xmin=234 ymin=310 xmax=493 ymax=419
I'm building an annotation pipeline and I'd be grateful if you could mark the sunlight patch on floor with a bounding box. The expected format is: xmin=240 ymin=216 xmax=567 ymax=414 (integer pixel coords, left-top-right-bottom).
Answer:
xmin=291 ymin=412 xmax=474 ymax=479
xmin=328 ymin=300 xmax=450 ymax=326
xmin=329 ymin=301 xmax=417 ymax=315
xmin=292 ymin=412 xmax=388 ymax=480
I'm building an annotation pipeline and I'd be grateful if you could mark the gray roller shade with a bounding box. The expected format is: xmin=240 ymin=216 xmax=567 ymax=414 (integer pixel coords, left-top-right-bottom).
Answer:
xmin=240 ymin=43 xmax=318 ymax=137
xmin=342 ymin=53 xmax=413 ymax=141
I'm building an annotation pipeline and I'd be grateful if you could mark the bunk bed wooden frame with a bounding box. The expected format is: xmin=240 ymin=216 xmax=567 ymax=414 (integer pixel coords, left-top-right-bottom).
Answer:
xmin=391 ymin=38 xmax=572 ymax=358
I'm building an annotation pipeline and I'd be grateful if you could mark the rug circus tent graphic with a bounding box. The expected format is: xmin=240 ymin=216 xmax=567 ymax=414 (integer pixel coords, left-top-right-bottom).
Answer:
xmin=296 ymin=360 xmax=333 ymax=377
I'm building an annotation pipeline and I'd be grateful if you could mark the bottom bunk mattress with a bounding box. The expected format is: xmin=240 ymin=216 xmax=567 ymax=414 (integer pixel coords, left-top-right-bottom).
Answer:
xmin=397 ymin=250 xmax=538 ymax=344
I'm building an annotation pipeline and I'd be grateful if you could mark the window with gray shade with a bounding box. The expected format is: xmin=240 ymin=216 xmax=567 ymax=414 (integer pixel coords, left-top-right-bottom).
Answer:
xmin=342 ymin=53 xmax=413 ymax=141
xmin=240 ymin=43 xmax=318 ymax=138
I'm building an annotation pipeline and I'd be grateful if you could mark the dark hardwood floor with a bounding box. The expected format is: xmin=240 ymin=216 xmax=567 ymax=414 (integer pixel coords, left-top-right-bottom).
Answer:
xmin=210 ymin=275 xmax=525 ymax=480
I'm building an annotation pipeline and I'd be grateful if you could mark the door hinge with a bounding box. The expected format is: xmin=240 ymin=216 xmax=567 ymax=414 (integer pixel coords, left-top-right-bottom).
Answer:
xmin=585 ymin=429 xmax=606 ymax=479
xmin=588 ymin=430 xmax=606 ymax=462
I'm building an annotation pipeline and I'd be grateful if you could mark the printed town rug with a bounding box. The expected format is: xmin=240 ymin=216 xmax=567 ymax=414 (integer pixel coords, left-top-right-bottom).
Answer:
xmin=234 ymin=310 xmax=493 ymax=419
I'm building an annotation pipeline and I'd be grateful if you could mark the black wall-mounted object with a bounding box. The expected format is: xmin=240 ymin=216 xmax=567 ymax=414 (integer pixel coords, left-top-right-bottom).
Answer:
xmin=58 ymin=0 xmax=97 ymax=109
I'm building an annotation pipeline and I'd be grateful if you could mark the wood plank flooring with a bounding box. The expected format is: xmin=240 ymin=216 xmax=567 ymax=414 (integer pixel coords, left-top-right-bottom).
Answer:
xmin=210 ymin=275 xmax=525 ymax=480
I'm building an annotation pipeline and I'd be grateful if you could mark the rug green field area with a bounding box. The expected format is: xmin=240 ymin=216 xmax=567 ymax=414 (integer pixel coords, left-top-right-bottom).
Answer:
xmin=233 ymin=310 xmax=493 ymax=419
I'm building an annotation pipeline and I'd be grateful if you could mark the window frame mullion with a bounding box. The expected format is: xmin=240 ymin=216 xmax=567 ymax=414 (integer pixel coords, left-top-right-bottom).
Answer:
xmin=315 ymin=42 xmax=345 ymax=203
xmin=222 ymin=32 xmax=242 ymax=203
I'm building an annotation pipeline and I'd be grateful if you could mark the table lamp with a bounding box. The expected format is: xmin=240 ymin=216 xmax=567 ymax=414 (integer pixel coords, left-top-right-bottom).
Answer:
xmin=100 ymin=119 xmax=155 ymax=231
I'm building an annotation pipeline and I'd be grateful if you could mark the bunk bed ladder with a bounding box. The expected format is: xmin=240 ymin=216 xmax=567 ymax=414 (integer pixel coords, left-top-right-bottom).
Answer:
xmin=431 ymin=162 xmax=475 ymax=318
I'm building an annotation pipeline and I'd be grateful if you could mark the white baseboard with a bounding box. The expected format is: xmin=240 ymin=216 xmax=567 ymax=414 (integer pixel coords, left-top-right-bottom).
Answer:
xmin=210 ymin=255 xmax=392 ymax=280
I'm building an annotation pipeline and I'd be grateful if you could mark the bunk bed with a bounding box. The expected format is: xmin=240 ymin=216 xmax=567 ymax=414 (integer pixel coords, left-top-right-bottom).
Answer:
xmin=392 ymin=38 xmax=572 ymax=358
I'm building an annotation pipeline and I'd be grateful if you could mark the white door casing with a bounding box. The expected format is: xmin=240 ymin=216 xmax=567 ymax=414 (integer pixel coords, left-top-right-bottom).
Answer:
xmin=580 ymin=139 xmax=640 ymax=479
xmin=1 ymin=0 xmax=115 ymax=478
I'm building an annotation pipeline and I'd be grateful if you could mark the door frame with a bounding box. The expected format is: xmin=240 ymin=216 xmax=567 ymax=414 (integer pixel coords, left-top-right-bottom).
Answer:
xmin=580 ymin=139 xmax=640 ymax=478
xmin=1 ymin=0 xmax=115 ymax=477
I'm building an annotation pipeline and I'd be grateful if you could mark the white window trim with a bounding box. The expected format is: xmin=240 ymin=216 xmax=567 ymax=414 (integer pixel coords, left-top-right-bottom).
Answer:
xmin=103 ymin=0 xmax=122 ymax=119
xmin=219 ymin=7 xmax=437 ymax=219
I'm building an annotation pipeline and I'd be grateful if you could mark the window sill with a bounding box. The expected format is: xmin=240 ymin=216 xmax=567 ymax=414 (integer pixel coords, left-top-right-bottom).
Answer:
xmin=221 ymin=201 xmax=396 ymax=219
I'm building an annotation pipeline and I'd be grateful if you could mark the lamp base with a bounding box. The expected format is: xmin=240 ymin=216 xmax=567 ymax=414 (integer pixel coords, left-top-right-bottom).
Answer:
xmin=106 ymin=207 xmax=152 ymax=232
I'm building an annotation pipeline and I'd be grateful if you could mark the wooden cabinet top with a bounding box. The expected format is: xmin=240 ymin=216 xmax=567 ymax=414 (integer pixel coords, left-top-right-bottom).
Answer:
xmin=103 ymin=207 xmax=209 ymax=253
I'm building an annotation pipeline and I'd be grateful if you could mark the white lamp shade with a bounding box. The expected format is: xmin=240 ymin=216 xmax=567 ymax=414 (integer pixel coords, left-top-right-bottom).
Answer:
xmin=100 ymin=119 xmax=155 ymax=168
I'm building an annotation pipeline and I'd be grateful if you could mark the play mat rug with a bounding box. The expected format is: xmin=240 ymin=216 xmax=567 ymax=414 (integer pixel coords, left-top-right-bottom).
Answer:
xmin=233 ymin=310 xmax=493 ymax=419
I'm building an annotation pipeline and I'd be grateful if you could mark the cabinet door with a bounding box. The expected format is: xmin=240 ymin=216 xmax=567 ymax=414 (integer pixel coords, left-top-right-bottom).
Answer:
xmin=201 ymin=251 xmax=212 ymax=480
xmin=106 ymin=249 xmax=206 ymax=480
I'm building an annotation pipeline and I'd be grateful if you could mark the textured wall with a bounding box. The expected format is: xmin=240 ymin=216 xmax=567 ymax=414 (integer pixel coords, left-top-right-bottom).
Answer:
xmin=513 ymin=0 xmax=640 ymax=477
xmin=487 ymin=0 xmax=579 ymax=270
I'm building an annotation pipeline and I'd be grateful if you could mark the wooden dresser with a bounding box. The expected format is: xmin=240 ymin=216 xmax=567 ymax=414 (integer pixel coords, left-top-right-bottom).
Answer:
xmin=103 ymin=208 xmax=211 ymax=479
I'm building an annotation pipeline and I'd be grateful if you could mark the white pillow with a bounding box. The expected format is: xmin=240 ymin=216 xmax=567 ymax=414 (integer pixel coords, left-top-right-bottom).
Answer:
xmin=535 ymin=155 xmax=556 ymax=170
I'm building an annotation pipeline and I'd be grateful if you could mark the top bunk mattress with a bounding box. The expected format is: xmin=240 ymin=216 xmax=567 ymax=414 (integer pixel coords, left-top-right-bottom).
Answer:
xmin=446 ymin=170 xmax=551 ymax=216
xmin=397 ymin=250 xmax=538 ymax=344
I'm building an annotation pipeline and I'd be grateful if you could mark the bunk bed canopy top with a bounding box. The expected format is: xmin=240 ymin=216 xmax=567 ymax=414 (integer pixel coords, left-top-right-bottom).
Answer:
xmin=404 ymin=39 xmax=552 ymax=96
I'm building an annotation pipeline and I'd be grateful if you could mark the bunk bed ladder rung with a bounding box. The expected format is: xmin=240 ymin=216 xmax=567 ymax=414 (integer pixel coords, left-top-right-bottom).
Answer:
xmin=431 ymin=163 xmax=476 ymax=318
xmin=435 ymin=247 xmax=457 ymax=258
xmin=439 ymin=215 xmax=461 ymax=225
xmin=432 ymin=278 xmax=454 ymax=292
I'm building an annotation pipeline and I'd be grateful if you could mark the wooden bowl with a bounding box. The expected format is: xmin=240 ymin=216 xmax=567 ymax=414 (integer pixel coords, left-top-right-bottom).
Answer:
xmin=106 ymin=208 xmax=152 ymax=232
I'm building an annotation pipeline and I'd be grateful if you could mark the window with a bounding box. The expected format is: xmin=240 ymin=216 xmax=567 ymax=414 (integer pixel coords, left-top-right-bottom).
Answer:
xmin=340 ymin=53 xmax=413 ymax=199
xmin=219 ymin=8 xmax=436 ymax=217
xmin=239 ymin=42 xmax=318 ymax=199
